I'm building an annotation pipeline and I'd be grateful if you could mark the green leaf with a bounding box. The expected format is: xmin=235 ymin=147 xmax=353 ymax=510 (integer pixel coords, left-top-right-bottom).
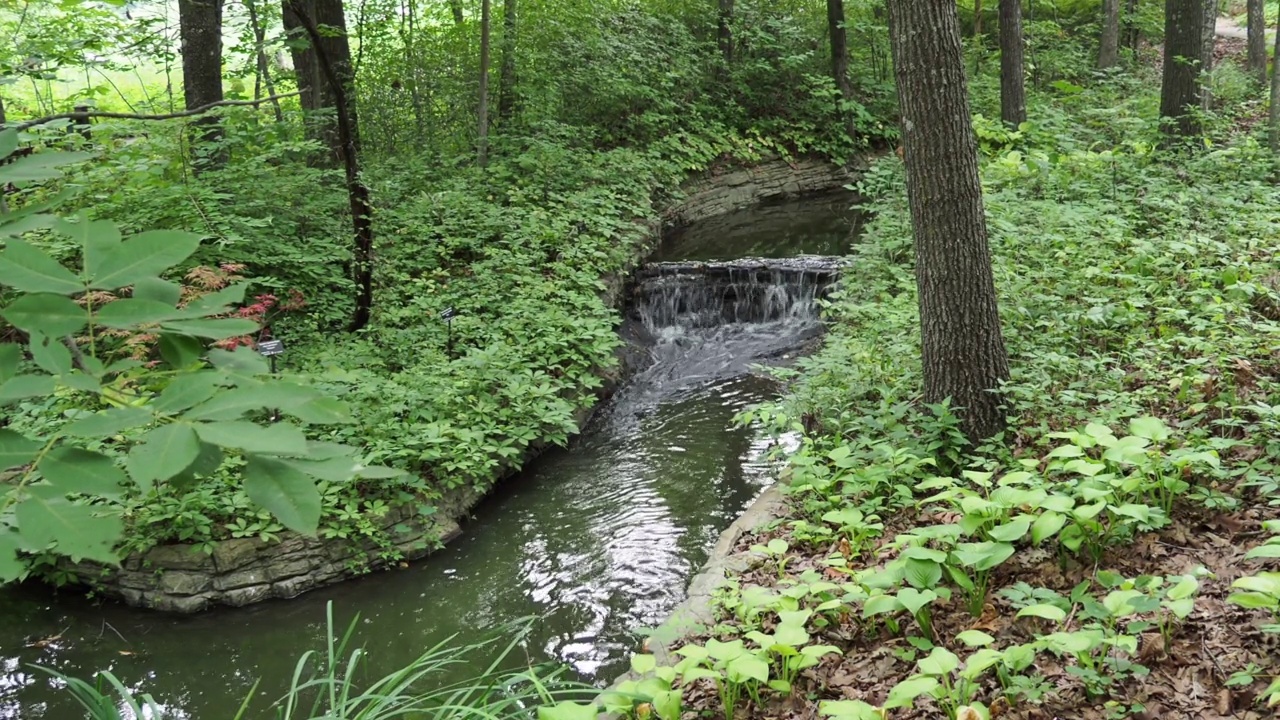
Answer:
xmin=0 ymin=429 xmax=42 ymax=471
xmin=0 ymin=150 xmax=92 ymax=185
xmin=1017 ymin=604 xmax=1067 ymax=622
xmin=37 ymin=447 xmax=127 ymax=499
xmin=57 ymin=370 xmax=100 ymax=393
xmin=0 ymin=374 xmax=55 ymax=404
xmin=89 ymin=230 xmax=202 ymax=289
xmin=63 ymin=407 xmax=154 ymax=437
xmin=2 ymin=293 xmax=86 ymax=336
xmin=28 ymin=332 xmax=72 ymax=375
xmin=630 ymin=654 xmax=657 ymax=675
xmin=0 ymin=343 xmax=20 ymax=383
xmin=0 ymin=530 xmax=23 ymax=582
xmin=244 ymin=455 xmax=322 ymax=535
xmin=988 ymin=518 xmax=1031 ymax=542
xmin=14 ymin=495 xmax=121 ymax=563
xmin=818 ymin=700 xmax=882 ymax=720
xmin=158 ymin=334 xmax=205 ymax=370
xmin=160 ymin=318 xmax=259 ymax=340
xmin=955 ymin=630 xmax=995 ymax=647
xmin=153 ymin=373 xmax=223 ymax=414
xmin=884 ymin=675 xmax=939 ymax=709
xmin=1245 ymin=544 xmax=1280 ymax=560
xmin=195 ymin=421 xmax=308 ymax=455
xmin=53 ymin=217 xmax=120 ymax=275
xmin=903 ymin=557 xmax=942 ymax=589
xmin=0 ymin=130 xmax=15 ymax=158
xmin=1227 ymin=591 xmax=1280 ymax=610
xmin=0 ymin=239 xmax=82 ymax=294
xmin=536 ymin=702 xmax=598 ymax=720
xmin=184 ymin=283 xmax=249 ymax=314
xmin=131 ymin=277 xmax=182 ymax=306
xmin=96 ymin=298 xmax=188 ymax=328
xmin=1129 ymin=416 xmax=1169 ymax=441
xmin=185 ymin=383 xmax=323 ymax=421
xmin=1031 ymin=510 xmax=1066 ymax=544
xmin=126 ymin=423 xmax=201 ymax=489
xmin=951 ymin=541 xmax=1016 ymax=571
xmin=207 ymin=347 xmax=270 ymax=373
xmin=916 ymin=647 xmax=960 ymax=676
xmin=725 ymin=653 xmax=769 ymax=684
xmin=284 ymin=396 xmax=353 ymax=424
xmin=896 ymin=588 xmax=937 ymax=616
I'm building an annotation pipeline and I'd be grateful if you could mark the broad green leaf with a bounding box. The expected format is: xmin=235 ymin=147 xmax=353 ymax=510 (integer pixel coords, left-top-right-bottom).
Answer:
xmin=1112 ymin=503 xmax=1152 ymax=522
xmin=0 ymin=150 xmax=92 ymax=184
xmin=1031 ymin=510 xmax=1066 ymax=543
xmin=90 ymin=230 xmax=202 ymax=289
xmin=884 ymin=675 xmax=939 ymax=709
xmin=131 ymin=276 xmax=182 ymax=306
xmin=917 ymin=647 xmax=959 ymax=676
xmin=284 ymin=396 xmax=353 ymax=424
xmin=63 ymin=407 xmax=154 ymax=437
xmin=0 ymin=239 xmax=82 ymax=294
xmin=207 ymin=347 xmax=270 ymax=373
xmin=0 ymin=343 xmax=19 ymax=383
xmin=0 ymin=374 xmax=55 ymax=404
xmin=126 ymin=423 xmax=201 ymax=488
xmin=955 ymin=630 xmax=995 ymax=647
xmin=903 ymin=557 xmax=942 ymax=589
xmin=725 ymin=653 xmax=769 ymax=684
xmin=1017 ymin=604 xmax=1067 ymax=622
xmin=1245 ymin=544 xmax=1280 ymax=560
xmin=58 ymin=371 xmax=101 ymax=393
xmin=2 ymin=293 xmax=86 ymax=336
xmin=630 ymin=653 xmax=657 ymax=675
xmin=96 ymin=298 xmax=188 ymax=328
xmin=818 ymin=700 xmax=882 ymax=720
xmin=0 ymin=130 xmax=15 ymax=158
xmin=195 ymin=421 xmax=308 ymax=455
xmin=951 ymin=541 xmax=1016 ymax=571
xmin=1227 ymin=591 xmax=1280 ymax=610
xmin=896 ymin=588 xmax=937 ymax=616
xmin=160 ymin=318 xmax=258 ymax=340
xmin=1046 ymin=444 xmax=1084 ymax=458
xmin=14 ymin=495 xmax=121 ymax=563
xmin=1129 ymin=416 xmax=1169 ymax=441
xmin=536 ymin=702 xmax=598 ymax=720
xmin=27 ymin=332 xmax=72 ymax=375
xmin=960 ymin=648 xmax=1004 ymax=679
xmin=355 ymin=463 xmax=407 ymax=479
xmin=184 ymin=283 xmax=249 ymax=314
xmin=154 ymin=373 xmax=223 ymax=414
xmin=774 ymin=621 xmax=809 ymax=647
xmin=704 ymin=638 xmax=747 ymax=662
xmin=244 ymin=455 xmax=322 ymax=534
xmin=37 ymin=447 xmax=127 ymax=499
xmin=0 ymin=531 xmax=22 ymax=582
xmin=1232 ymin=573 xmax=1280 ymax=595
xmin=53 ymin=217 xmax=120 ymax=275
xmin=862 ymin=593 xmax=901 ymax=617
xmin=988 ymin=518 xmax=1031 ymax=542
xmin=0 ymin=429 xmax=42 ymax=471
xmin=185 ymin=383 xmax=323 ymax=421
xmin=1167 ymin=575 xmax=1200 ymax=600
xmin=158 ymin=333 xmax=205 ymax=370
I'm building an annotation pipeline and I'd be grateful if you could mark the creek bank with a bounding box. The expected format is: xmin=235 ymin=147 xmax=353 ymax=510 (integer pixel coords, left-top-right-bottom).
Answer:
xmin=60 ymin=156 xmax=857 ymax=614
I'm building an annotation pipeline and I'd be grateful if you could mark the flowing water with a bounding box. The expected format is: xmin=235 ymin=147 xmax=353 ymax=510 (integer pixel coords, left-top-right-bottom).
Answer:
xmin=0 ymin=190 xmax=860 ymax=719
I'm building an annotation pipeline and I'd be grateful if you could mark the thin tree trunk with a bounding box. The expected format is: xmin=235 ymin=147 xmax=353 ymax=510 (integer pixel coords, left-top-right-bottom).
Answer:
xmin=827 ymin=0 xmax=855 ymax=140
xmin=246 ymin=0 xmax=284 ymax=123
xmin=477 ymin=0 xmax=491 ymax=167
xmin=1201 ymin=0 xmax=1217 ymax=111
xmin=449 ymin=0 xmax=464 ymax=25
xmin=286 ymin=0 xmax=373 ymax=332
xmin=1099 ymin=0 xmax=1121 ymax=68
xmin=999 ymin=0 xmax=1026 ymax=126
xmin=498 ymin=0 xmax=518 ymax=125
xmin=178 ymin=0 xmax=225 ymax=167
xmin=1160 ymin=0 xmax=1205 ymax=137
xmin=1270 ymin=10 xmax=1280 ymax=155
xmin=886 ymin=0 xmax=1011 ymax=443
xmin=975 ymin=0 xmax=983 ymax=36
xmin=1249 ymin=0 xmax=1267 ymax=85
xmin=1125 ymin=0 xmax=1141 ymax=53
xmin=718 ymin=0 xmax=734 ymax=65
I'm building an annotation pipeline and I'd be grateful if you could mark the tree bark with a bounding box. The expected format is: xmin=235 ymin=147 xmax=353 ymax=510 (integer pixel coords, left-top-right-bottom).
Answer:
xmin=975 ymin=0 xmax=983 ymax=36
xmin=1248 ymin=0 xmax=1267 ymax=85
xmin=1099 ymin=0 xmax=1121 ymax=69
xmin=477 ymin=0 xmax=492 ymax=167
xmin=1160 ymin=0 xmax=1205 ymax=137
xmin=1270 ymin=10 xmax=1280 ymax=155
xmin=998 ymin=0 xmax=1026 ymax=127
xmin=178 ymin=0 xmax=225 ymax=167
xmin=449 ymin=0 xmax=464 ymax=25
xmin=718 ymin=0 xmax=734 ymax=65
xmin=282 ymin=0 xmax=359 ymax=165
xmin=886 ymin=0 xmax=1011 ymax=443
xmin=1125 ymin=0 xmax=1141 ymax=52
xmin=1201 ymin=0 xmax=1217 ymax=110
xmin=246 ymin=0 xmax=284 ymax=123
xmin=285 ymin=0 xmax=373 ymax=332
xmin=827 ymin=0 xmax=855 ymax=140
xmin=498 ymin=0 xmax=518 ymax=125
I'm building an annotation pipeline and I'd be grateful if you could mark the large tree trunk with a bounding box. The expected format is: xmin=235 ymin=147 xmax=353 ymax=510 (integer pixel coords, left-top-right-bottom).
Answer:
xmin=178 ymin=0 xmax=225 ymax=167
xmin=1270 ymin=10 xmax=1280 ymax=155
xmin=498 ymin=0 xmax=518 ymax=125
xmin=1249 ymin=0 xmax=1267 ymax=85
xmin=283 ymin=0 xmax=360 ymax=165
xmin=477 ymin=0 xmax=491 ymax=167
xmin=886 ymin=0 xmax=1011 ymax=443
xmin=1201 ymin=0 xmax=1217 ymax=110
xmin=998 ymin=0 xmax=1026 ymax=127
xmin=1160 ymin=0 xmax=1205 ymax=137
xmin=1099 ymin=0 xmax=1121 ymax=68
xmin=718 ymin=0 xmax=734 ymax=65
xmin=827 ymin=0 xmax=856 ymax=140
xmin=285 ymin=0 xmax=373 ymax=332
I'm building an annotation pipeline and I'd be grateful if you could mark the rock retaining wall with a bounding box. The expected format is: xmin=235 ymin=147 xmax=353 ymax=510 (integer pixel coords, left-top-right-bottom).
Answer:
xmin=65 ymin=157 xmax=853 ymax=614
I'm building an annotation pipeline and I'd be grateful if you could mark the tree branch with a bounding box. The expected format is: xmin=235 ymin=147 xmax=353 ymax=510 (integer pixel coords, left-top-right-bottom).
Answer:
xmin=9 ymin=93 xmax=303 ymax=131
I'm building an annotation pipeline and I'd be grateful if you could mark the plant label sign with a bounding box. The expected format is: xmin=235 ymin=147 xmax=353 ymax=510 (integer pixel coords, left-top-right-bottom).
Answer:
xmin=440 ymin=307 xmax=457 ymax=321
xmin=258 ymin=339 xmax=286 ymax=357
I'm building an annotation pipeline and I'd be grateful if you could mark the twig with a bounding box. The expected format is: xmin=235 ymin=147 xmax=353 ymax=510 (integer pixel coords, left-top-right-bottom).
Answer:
xmin=9 ymin=93 xmax=302 ymax=132
xmin=101 ymin=619 xmax=128 ymax=645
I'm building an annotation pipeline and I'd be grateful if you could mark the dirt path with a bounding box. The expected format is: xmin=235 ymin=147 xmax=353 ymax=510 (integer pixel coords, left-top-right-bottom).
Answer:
xmin=1216 ymin=16 xmax=1249 ymax=40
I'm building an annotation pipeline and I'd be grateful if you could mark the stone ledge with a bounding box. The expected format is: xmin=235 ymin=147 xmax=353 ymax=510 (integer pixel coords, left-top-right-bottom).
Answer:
xmin=665 ymin=157 xmax=863 ymax=227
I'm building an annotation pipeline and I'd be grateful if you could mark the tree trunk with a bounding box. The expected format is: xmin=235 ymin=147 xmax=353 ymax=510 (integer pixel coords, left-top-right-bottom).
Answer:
xmin=718 ymin=0 xmax=734 ymax=65
xmin=449 ymin=0 xmax=465 ymax=25
xmin=1099 ymin=0 xmax=1121 ymax=68
xmin=1125 ymin=0 xmax=1141 ymax=52
xmin=477 ymin=0 xmax=491 ymax=167
xmin=1270 ymin=10 xmax=1280 ymax=155
xmin=827 ymin=0 xmax=855 ymax=140
xmin=498 ymin=0 xmax=518 ymax=125
xmin=975 ymin=0 xmax=983 ymax=36
xmin=886 ymin=0 xmax=1011 ymax=443
xmin=998 ymin=0 xmax=1026 ymax=127
xmin=178 ymin=0 xmax=225 ymax=167
xmin=1201 ymin=0 xmax=1217 ymax=110
xmin=1160 ymin=0 xmax=1205 ymax=137
xmin=283 ymin=0 xmax=360 ymax=165
xmin=1249 ymin=0 xmax=1267 ymax=85
xmin=246 ymin=0 xmax=284 ymax=123
xmin=285 ymin=0 xmax=373 ymax=332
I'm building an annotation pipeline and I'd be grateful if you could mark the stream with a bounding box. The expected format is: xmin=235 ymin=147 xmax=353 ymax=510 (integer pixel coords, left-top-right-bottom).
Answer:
xmin=0 ymin=190 xmax=860 ymax=719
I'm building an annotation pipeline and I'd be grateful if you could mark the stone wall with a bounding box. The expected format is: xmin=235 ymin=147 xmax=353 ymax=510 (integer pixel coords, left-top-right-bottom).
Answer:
xmin=665 ymin=157 xmax=862 ymax=226
xmin=62 ymin=158 xmax=853 ymax=614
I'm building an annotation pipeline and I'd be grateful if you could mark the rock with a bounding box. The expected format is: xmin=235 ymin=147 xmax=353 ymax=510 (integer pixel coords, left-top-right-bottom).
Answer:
xmin=211 ymin=539 xmax=263 ymax=573
xmin=222 ymin=584 xmax=271 ymax=607
xmin=158 ymin=571 xmax=212 ymax=596
xmin=214 ymin=566 xmax=269 ymax=591
xmin=144 ymin=544 xmax=215 ymax=572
